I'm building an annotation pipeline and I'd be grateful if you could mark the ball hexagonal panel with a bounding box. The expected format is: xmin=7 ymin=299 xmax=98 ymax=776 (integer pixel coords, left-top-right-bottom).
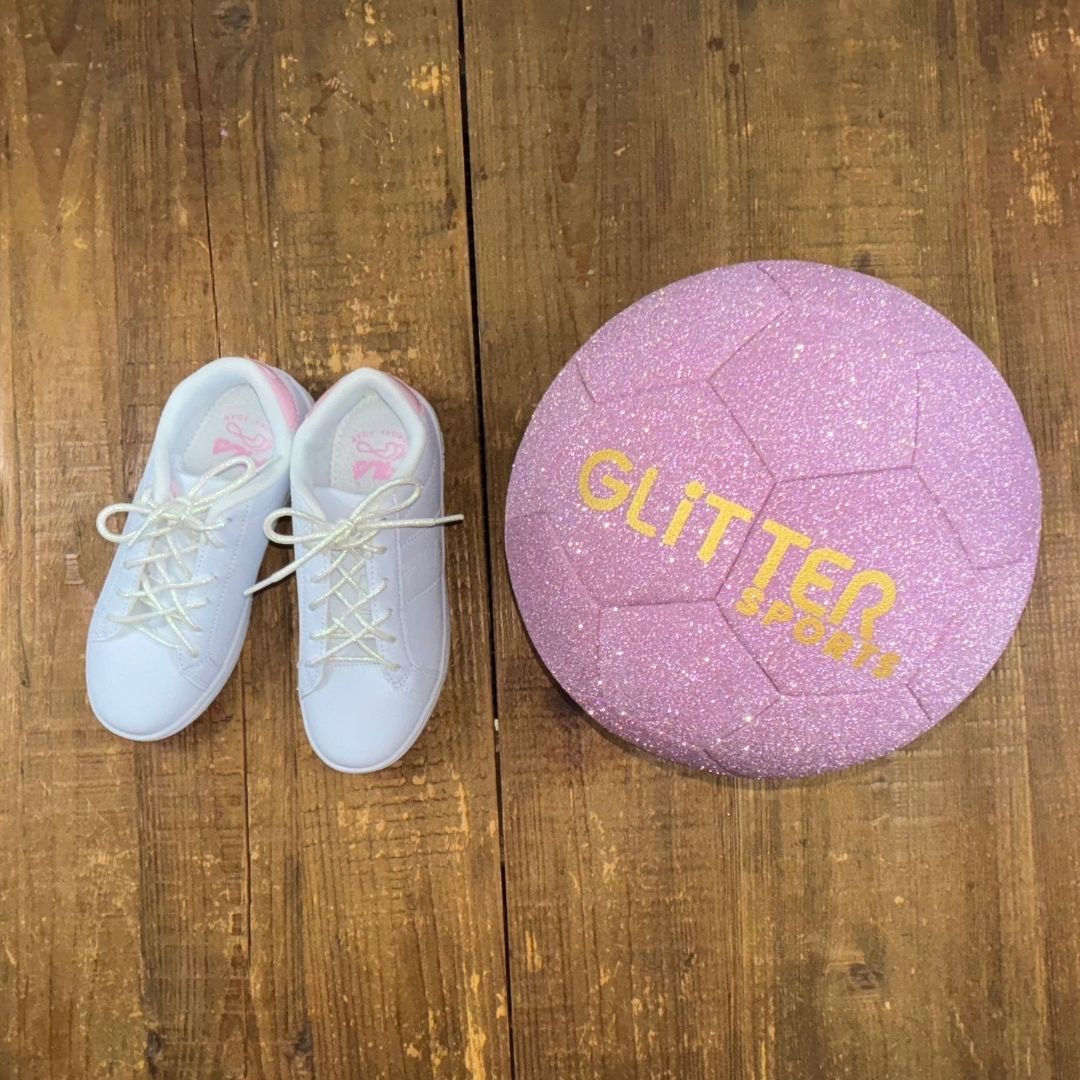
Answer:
xmin=505 ymin=365 xmax=595 ymax=523
xmin=708 ymin=687 xmax=932 ymax=779
xmin=504 ymin=513 xmax=602 ymax=712
xmin=915 ymin=346 xmax=1041 ymax=568
xmin=718 ymin=469 xmax=974 ymax=696
xmin=756 ymin=260 xmax=970 ymax=354
xmin=712 ymin=304 xmax=918 ymax=479
xmin=909 ymin=558 xmax=1037 ymax=722
xmin=576 ymin=266 xmax=790 ymax=402
xmin=596 ymin=602 xmax=780 ymax=770
xmin=544 ymin=382 xmax=773 ymax=605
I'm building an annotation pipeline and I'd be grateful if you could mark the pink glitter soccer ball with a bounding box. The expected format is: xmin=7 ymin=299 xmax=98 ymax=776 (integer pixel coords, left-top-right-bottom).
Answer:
xmin=505 ymin=261 xmax=1041 ymax=779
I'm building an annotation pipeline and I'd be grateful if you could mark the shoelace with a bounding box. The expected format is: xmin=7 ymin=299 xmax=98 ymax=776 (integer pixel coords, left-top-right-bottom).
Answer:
xmin=246 ymin=478 xmax=463 ymax=670
xmin=96 ymin=456 xmax=266 ymax=658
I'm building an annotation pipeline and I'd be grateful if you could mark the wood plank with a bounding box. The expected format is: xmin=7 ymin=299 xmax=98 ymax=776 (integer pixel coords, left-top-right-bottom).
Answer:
xmin=190 ymin=0 xmax=510 ymax=1076
xmin=0 ymin=1 xmax=252 ymax=1076
xmin=465 ymin=0 xmax=1076 ymax=1076
xmin=955 ymin=2 xmax=1080 ymax=1075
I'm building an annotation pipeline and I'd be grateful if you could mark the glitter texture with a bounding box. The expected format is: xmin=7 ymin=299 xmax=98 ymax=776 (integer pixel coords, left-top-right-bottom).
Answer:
xmin=505 ymin=261 xmax=1041 ymax=779
xmin=718 ymin=470 xmax=973 ymax=695
xmin=549 ymin=383 xmax=772 ymax=605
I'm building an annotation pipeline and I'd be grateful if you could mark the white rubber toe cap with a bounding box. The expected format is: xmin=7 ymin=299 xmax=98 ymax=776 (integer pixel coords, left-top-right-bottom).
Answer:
xmin=300 ymin=674 xmax=437 ymax=773
xmin=86 ymin=633 xmax=208 ymax=741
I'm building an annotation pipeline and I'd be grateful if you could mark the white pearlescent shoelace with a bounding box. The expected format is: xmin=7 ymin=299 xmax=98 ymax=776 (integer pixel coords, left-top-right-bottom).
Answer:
xmin=246 ymin=478 xmax=462 ymax=670
xmin=96 ymin=456 xmax=263 ymax=657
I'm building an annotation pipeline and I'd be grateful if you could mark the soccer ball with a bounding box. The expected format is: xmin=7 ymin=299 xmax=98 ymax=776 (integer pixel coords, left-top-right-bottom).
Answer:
xmin=504 ymin=261 xmax=1041 ymax=778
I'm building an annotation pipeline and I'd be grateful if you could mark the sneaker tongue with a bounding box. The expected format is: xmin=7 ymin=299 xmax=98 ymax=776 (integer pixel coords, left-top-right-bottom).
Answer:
xmin=311 ymin=485 xmax=369 ymax=521
xmin=308 ymin=486 xmax=383 ymax=658
xmin=170 ymin=459 xmax=248 ymax=502
xmin=173 ymin=470 xmax=223 ymax=499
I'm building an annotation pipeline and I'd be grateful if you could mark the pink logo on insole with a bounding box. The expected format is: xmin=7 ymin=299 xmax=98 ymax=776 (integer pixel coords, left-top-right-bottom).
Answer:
xmin=352 ymin=431 xmax=407 ymax=482
xmin=213 ymin=415 xmax=273 ymax=465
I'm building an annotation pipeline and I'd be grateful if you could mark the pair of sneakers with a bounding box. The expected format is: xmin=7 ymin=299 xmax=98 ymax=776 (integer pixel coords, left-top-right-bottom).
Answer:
xmin=86 ymin=357 xmax=462 ymax=773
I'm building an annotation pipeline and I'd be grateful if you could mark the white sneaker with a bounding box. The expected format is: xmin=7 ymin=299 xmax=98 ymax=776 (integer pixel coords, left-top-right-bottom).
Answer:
xmin=247 ymin=368 xmax=463 ymax=773
xmin=86 ymin=357 xmax=313 ymax=740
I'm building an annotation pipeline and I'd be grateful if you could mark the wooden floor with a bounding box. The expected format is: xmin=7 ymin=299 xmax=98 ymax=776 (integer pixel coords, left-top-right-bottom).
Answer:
xmin=2 ymin=1 xmax=1079 ymax=1077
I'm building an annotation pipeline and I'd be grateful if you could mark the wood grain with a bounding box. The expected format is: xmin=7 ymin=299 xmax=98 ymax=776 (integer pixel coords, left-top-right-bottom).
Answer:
xmin=961 ymin=4 xmax=1080 ymax=1076
xmin=2 ymin=0 xmax=1079 ymax=1076
xmin=1 ymin=2 xmax=251 ymax=1076
xmin=465 ymin=0 xmax=1080 ymax=1077
xmin=2 ymin=0 xmax=509 ymax=1076
xmin=190 ymin=0 xmax=509 ymax=1077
